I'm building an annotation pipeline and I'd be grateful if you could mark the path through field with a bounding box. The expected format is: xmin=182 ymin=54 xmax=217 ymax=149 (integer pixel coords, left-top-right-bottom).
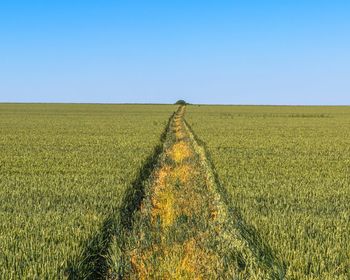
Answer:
xmin=69 ymin=106 xmax=285 ymax=279
xmin=106 ymin=106 xmax=285 ymax=279
xmin=126 ymin=105 xmax=231 ymax=278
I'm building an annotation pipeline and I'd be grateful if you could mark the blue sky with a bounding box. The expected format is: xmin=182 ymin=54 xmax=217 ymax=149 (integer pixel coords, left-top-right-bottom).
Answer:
xmin=1 ymin=0 xmax=349 ymax=104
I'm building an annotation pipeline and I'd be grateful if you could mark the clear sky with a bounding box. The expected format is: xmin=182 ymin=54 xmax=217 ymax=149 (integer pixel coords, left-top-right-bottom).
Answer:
xmin=1 ymin=0 xmax=349 ymax=105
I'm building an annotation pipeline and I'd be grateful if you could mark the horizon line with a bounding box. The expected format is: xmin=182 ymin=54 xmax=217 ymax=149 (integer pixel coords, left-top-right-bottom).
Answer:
xmin=0 ymin=101 xmax=349 ymax=107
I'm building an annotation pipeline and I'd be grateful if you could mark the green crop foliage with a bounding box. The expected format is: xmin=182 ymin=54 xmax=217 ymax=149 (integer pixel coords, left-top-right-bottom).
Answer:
xmin=186 ymin=105 xmax=350 ymax=279
xmin=0 ymin=104 xmax=175 ymax=279
xmin=2 ymin=103 xmax=349 ymax=279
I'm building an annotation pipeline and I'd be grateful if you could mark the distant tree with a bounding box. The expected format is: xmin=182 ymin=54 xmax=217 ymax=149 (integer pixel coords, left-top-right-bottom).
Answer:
xmin=175 ymin=100 xmax=187 ymax=105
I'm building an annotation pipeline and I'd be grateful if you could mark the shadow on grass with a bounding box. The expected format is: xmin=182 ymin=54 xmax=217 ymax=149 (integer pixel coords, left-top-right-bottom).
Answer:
xmin=66 ymin=112 xmax=175 ymax=280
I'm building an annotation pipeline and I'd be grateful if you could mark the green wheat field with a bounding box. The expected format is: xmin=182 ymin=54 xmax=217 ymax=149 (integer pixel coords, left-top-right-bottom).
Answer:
xmin=1 ymin=103 xmax=349 ymax=279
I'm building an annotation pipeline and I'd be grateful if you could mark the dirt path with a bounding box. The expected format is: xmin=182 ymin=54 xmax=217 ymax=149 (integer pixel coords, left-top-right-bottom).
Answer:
xmin=110 ymin=106 xmax=284 ymax=279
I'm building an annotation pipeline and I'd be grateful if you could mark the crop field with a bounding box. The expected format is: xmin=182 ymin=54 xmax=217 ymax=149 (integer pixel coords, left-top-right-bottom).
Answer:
xmin=1 ymin=103 xmax=350 ymax=279
xmin=186 ymin=105 xmax=350 ymax=279
xmin=0 ymin=104 xmax=175 ymax=278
